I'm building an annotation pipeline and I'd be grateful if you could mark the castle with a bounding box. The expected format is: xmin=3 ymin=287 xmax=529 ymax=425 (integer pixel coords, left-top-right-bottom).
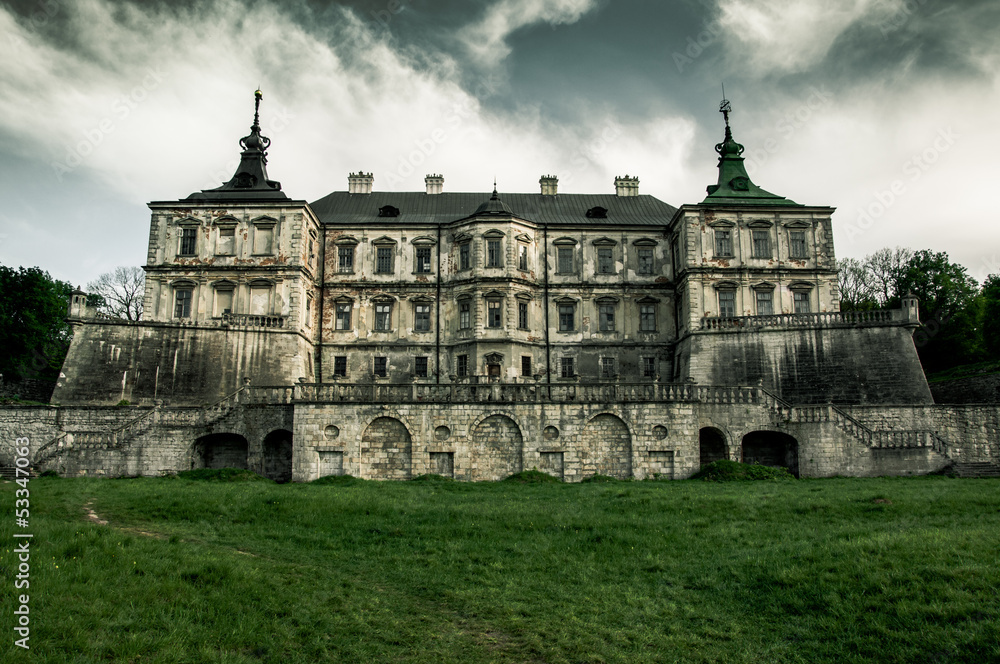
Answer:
xmin=6 ymin=93 xmax=997 ymax=481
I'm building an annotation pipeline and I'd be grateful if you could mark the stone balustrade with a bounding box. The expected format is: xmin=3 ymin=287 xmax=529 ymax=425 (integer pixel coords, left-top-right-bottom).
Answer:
xmin=700 ymin=309 xmax=897 ymax=331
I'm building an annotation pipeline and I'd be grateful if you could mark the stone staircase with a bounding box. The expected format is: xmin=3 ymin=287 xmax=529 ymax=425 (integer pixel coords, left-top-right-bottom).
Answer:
xmin=948 ymin=462 xmax=1000 ymax=478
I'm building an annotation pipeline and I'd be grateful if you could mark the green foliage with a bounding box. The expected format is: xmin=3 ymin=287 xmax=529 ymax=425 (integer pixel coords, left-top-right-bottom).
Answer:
xmin=116 ymin=399 xmax=131 ymax=407
xmin=310 ymin=474 xmax=364 ymax=485
xmin=690 ymin=459 xmax=795 ymax=482
xmin=5 ymin=476 xmax=999 ymax=663
xmin=580 ymin=473 xmax=618 ymax=483
xmin=503 ymin=469 xmax=562 ymax=483
xmin=982 ymin=274 xmax=1000 ymax=359
xmin=175 ymin=468 xmax=271 ymax=482
xmin=0 ymin=263 xmax=73 ymax=382
xmin=38 ymin=469 xmax=61 ymax=478
xmin=410 ymin=473 xmax=455 ymax=482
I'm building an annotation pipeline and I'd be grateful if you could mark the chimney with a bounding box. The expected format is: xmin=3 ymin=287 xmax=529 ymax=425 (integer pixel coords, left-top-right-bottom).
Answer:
xmin=614 ymin=175 xmax=639 ymax=197
xmin=425 ymin=174 xmax=444 ymax=195
xmin=348 ymin=171 xmax=374 ymax=194
xmin=539 ymin=174 xmax=558 ymax=196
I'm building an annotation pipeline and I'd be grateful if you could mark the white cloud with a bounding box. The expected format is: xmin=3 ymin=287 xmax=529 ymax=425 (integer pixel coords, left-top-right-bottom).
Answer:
xmin=461 ymin=0 xmax=600 ymax=67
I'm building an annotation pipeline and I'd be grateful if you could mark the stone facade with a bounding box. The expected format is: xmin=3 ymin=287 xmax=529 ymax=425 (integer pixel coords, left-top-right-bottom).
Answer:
xmin=6 ymin=96 xmax=994 ymax=481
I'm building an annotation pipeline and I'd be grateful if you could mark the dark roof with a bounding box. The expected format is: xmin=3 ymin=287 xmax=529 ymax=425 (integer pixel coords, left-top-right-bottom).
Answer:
xmin=309 ymin=191 xmax=678 ymax=226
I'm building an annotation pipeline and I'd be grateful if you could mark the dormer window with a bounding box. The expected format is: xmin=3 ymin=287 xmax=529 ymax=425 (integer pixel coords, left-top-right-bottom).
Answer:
xmin=378 ymin=205 xmax=400 ymax=217
xmin=586 ymin=206 xmax=608 ymax=218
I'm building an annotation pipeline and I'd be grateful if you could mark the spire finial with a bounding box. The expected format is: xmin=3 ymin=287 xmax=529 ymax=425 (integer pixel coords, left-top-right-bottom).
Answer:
xmin=253 ymin=88 xmax=262 ymax=131
xmin=492 ymin=177 xmax=498 ymax=199
xmin=719 ymin=83 xmax=731 ymax=128
xmin=241 ymin=89 xmax=270 ymax=154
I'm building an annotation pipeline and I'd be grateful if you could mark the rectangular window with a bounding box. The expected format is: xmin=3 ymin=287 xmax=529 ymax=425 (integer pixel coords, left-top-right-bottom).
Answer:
xmin=518 ymin=244 xmax=529 ymax=271
xmin=715 ymin=229 xmax=733 ymax=257
xmin=253 ymin=226 xmax=273 ymax=255
xmin=374 ymin=303 xmax=392 ymax=331
xmin=459 ymin=301 xmax=471 ymax=330
xmin=718 ymin=291 xmax=736 ymax=318
xmin=639 ymin=304 xmax=656 ymax=331
xmin=558 ymin=304 xmax=575 ymax=331
xmin=414 ymin=303 xmax=431 ymax=332
xmin=374 ymin=356 xmax=388 ymax=377
xmin=793 ymin=291 xmax=811 ymax=314
xmin=597 ymin=247 xmax=614 ymax=274
xmin=637 ymin=248 xmax=654 ymax=274
xmin=214 ymin=289 xmax=233 ymax=317
xmin=789 ymin=231 xmax=808 ymax=259
xmin=642 ymin=357 xmax=656 ymax=378
xmin=487 ymin=300 xmax=501 ymax=328
xmin=598 ymin=303 xmax=615 ymax=332
xmin=305 ymin=296 xmax=312 ymax=325
xmin=338 ymin=246 xmax=354 ymax=273
xmin=517 ymin=301 xmax=528 ymax=330
xmin=333 ymin=356 xmax=347 ymax=377
xmin=560 ymin=357 xmax=574 ymax=378
xmin=179 ymin=228 xmax=197 ymax=256
xmin=415 ymin=247 xmax=432 ymax=273
xmin=456 ymin=354 xmax=468 ymax=377
xmin=174 ymin=289 xmax=192 ymax=318
xmin=216 ymin=227 xmax=235 ymax=255
xmin=376 ymin=246 xmax=393 ymax=273
xmin=601 ymin=357 xmax=617 ymax=378
xmin=487 ymin=239 xmax=502 ymax=267
xmin=751 ymin=230 xmax=771 ymax=258
xmin=415 ymin=356 xmax=428 ymax=377
xmin=755 ymin=290 xmax=774 ymax=316
xmin=335 ymin=303 xmax=352 ymax=330
xmin=459 ymin=242 xmax=471 ymax=270
xmin=557 ymin=247 xmax=573 ymax=273
xmin=521 ymin=356 xmax=531 ymax=376
xmin=249 ymin=286 xmax=269 ymax=315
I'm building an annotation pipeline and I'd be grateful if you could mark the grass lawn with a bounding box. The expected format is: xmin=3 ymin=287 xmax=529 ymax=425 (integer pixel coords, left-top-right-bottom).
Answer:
xmin=2 ymin=473 xmax=998 ymax=663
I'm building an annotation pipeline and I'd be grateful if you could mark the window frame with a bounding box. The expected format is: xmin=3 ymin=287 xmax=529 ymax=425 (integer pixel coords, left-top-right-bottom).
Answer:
xmin=415 ymin=356 xmax=429 ymax=378
xmin=333 ymin=355 xmax=348 ymax=377
xmin=486 ymin=238 xmax=503 ymax=268
xmin=521 ymin=355 xmax=532 ymax=377
xmin=557 ymin=301 xmax=575 ymax=332
xmin=642 ymin=356 xmax=656 ymax=378
xmin=755 ymin=288 xmax=774 ymax=316
xmin=179 ymin=227 xmax=197 ymax=257
xmin=456 ymin=354 xmax=469 ymax=377
xmin=375 ymin=246 xmax=394 ymax=274
xmin=414 ymin=302 xmax=432 ymax=332
xmin=714 ymin=229 xmax=733 ymax=257
xmin=751 ymin=229 xmax=771 ymax=259
xmin=517 ymin=300 xmax=529 ymax=330
xmin=597 ymin=301 xmax=616 ymax=332
xmin=373 ymin=356 xmax=388 ymax=377
xmin=486 ymin=299 xmax=502 ymax=329
xmin=334 ymin=301 xmax=352 ymax=331
xmin=639 ymin=303 xmax=656 ymax=332
xmin=173 ymin=286 xmax=194 ymax=318
xmin=789 ymin=230 xmax=808 ymax=259
xmin=560 ymin=357 xmax=575 ymax=378
xmin=373 ymin=301 xmax=393 ymax=331
xmin=459 ymin=242 xmax=471 ymax=271
xmin=637 ymin=247 xmax=654 ymax=275
xmin=718 ymin=290 xmax=737 ymax=318
xmin=415 ymin=246 xmax=433 ymax=274
xmin=337 ymin=245 xmax=355 ymax=273
xmin=458 ymin=300 xmax=471 ymax=330
xmin=518 ymin=243 xmax=529 ymax=271
xmin=600 ymin=356 xmax=617 ymax=379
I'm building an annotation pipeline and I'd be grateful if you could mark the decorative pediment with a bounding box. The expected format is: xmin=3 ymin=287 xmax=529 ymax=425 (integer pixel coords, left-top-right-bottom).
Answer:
xmin=250 ymin=215 xmax=278 ymax=227
xmin=553 ymin=237 xmax=578 ymax=246
xmin=484 ymin=352 xmax=504 ymax=364
xmin=482 ymin=290 xmax=505 ymax=299
xmin=410 ymin=295 xmax=435 ymax=303
xmin=453 ymin=232 xmax=473 ymax=243
xmin=213 ymin=215 xmax=239 ymax=229
xmin=555 ymin=296 xmax=577 ymax=305
xmin=788 ymin=281 xmax=815 ymax=291
xmin=176 ymin=216 xmax=201 ymax=228
xmin=591 ymin=236 xmax=617 ymax=246
xmin=371 ymin=294 xmax=396 ymax=303
xmin=514 ymin=291 xmax=532 ymax=301
xmin=637 ymin=295 xmax=660 ymax=303
xmin=410 ymin=236 xmax=437 ymax=246
xmin=708 ymin=220 xmax=735 ymax=228
xmin=211 ymin=279 xmax=236 ymax=289
xmin=333 ymin=235 xmax=360 ymax=246
xmin=783 ymin=220 xmax=812 ymax=228
xmin=515 ymin=233 xmax=532 ymax=243
xmin=752 ymin=281 xmax=776 ymax=291
xmin=170 ymin=278 xmax=197 ymax=287
xmin=632 ymin=237 xmax=658 ymax=246
xmin=713 ymin=280 xmax=740 ymax=290
xmin=746 ymin=219 xmax=773 ymax=229
xmin=595 ymin=296 xmax=619 ymax=304
xmin=483 ymin=229 xmax=505 ymax=239
xmin=333 ymin=295 xmax=353 ymax=304
xmin=371 ymin=235 xmax=397 ymax=246
xmin=249 ymin=278 xmax=274 ymax=287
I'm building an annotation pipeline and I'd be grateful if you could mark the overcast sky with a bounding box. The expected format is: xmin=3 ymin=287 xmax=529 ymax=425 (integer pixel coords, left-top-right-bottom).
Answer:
xmin=1 ymin=0 xmax=998 ymax=288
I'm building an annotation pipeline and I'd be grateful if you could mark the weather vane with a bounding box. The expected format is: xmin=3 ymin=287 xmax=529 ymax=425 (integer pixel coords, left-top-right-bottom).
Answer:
xmin=719 ymin=83 xmax=731 ymax=127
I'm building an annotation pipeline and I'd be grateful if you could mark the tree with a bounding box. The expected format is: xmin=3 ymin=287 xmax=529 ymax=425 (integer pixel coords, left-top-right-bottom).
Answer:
xmin=0 ymin=264 xmax=73 ymax=383
xmin=86 ymin=266 xmax=145 ymax=321
xmin=895 ymin=250 xmax=982 ymax=373
xmin=981 ymin=274 xmax=1000 ymax=359
xmin=837 ymin=257 xmax=877 ymax=311
xmin=865 ymin=246 xmax=913 ymax=307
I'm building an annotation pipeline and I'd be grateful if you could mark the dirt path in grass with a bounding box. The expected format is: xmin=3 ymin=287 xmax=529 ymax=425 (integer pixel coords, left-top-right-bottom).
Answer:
xmin=83 ymin=501 xmax=166 ymax=539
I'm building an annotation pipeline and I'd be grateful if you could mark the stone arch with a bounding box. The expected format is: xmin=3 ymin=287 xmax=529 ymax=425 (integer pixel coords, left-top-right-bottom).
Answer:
xmin=361 ymin=417 xmax=412 ymax=480
xmin=581 ymin=413 xmax=632 ymax=479
xmin=192 ymin=433 xmax=248 ymax=470
xmin=699 ymin=427 xmax=728 ymax=467
xmin=742 ymin=430 xmax=799 ymax=477
xmin=470 ymin=414 xmax=523 ymax=481
xmin=262 ymin=429 xmax=293 ymax=483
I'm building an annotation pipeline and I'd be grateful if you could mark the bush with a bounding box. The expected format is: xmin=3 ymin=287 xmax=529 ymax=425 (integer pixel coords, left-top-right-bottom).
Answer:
xmin=581 ymin=474 xmax=618 ymax=483
xmin=176 ymin=468 xmax=270 ymax=482
xmin=410 ymin=474 xmax=455 ymax=482
xmin=310 ymin=474 xmax=364 ymax=486
xmin=116 ymin=399 xmax=131 ymax=407
xmin=504 ymin=469 xmax=562 ymax=484
xmin=690 ymin=460 xmax=795 ymax=482
xmin=38 ymin=469 xmax=60 ymax=478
